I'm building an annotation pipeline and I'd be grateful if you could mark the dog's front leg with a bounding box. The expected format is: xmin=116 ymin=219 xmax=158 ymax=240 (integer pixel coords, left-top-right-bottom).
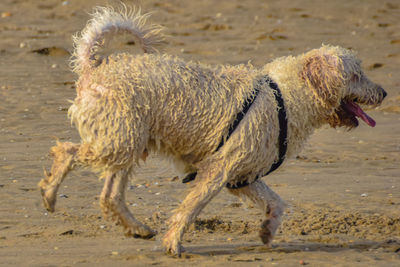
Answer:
xmin=163 ymin=166 xmax=227 ymax=256
xmin=227 ymin=179 xmax=284 ymax=246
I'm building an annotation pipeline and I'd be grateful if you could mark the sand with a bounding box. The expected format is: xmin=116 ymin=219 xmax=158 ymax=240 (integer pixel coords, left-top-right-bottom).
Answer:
xmin=0 ymin=0 xmax=399 ymax=266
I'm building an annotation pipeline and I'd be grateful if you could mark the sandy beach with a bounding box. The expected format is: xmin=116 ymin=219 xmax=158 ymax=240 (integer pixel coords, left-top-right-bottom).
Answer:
xmin=0 ymin=0 xmax=399 ymax=266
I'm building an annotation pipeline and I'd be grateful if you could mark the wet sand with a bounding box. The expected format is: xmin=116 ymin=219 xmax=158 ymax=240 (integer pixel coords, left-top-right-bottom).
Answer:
xmin=0 ymin=0 xmax=399 ymax=266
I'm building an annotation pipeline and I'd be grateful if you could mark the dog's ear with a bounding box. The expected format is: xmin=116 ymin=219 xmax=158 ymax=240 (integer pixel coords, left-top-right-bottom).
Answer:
xmin=301 ymin=54 xmax=344 ymax=108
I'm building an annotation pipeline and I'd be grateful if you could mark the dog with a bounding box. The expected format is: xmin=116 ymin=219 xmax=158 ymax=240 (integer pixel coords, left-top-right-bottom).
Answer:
xmin=38 ymin=6 xmax=386 ymax=256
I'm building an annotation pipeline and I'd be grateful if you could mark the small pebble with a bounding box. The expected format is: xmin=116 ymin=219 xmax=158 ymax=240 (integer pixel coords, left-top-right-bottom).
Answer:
xmin=19 ymin=42 xmax=26 ymax=48
xmin=169 ymin=176 xmax=179 ymax=182
xmin=100 ymin=225 xmax=106 ymax=229
xmin=155 ymin=192 xmax=160 ymax=195
xmin=361 ymin=193 xmax=368 ymax=197
xmin=152 ymin=212 xmax=161 ymax=222
xmin=111 ymin=251 xmax=118 ymax=256
xmin=59 ymin=194 xmax=68 ymax=198
xmin=1 ymin=12 xmax=12 ymax=18
xmin=51 ymin=64 xmax=58 ymax=68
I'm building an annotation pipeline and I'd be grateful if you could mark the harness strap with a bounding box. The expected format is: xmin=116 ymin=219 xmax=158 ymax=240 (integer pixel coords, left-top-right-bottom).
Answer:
xmin=182 ymin=76 xmax=288 ymax=189
xmin=226 ymin=77 xmax=288 ymax=189
xmin=182 ymin=85 xmax=260 ymax=184
xmin=215 ymin=87 xmax=260 ymax=151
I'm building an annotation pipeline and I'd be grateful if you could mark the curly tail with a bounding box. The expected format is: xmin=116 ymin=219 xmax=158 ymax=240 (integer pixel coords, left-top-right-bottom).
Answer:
xmin=71 ymin=6 xmax=164 ymax=74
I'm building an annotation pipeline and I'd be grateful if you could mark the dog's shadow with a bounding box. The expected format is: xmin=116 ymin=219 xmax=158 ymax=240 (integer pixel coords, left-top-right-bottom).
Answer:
xmin=181 ymin=240 xmax=400 ymax=257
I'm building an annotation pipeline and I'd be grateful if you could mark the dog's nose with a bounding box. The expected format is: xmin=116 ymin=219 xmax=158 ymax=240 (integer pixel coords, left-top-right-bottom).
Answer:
xmin=381 ymin=88 xmax=387 ymax=99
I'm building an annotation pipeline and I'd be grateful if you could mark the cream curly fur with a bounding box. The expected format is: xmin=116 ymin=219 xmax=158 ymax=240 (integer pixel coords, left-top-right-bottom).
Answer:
xmin=38 ymin=6 xmax=386 ymax=256
xmin=71 ymin=6 xmax=163 ymax=74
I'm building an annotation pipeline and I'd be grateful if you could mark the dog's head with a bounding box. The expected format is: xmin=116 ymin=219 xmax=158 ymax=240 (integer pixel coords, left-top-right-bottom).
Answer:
xmin=301 ymin=45 xmax=387 ymax=128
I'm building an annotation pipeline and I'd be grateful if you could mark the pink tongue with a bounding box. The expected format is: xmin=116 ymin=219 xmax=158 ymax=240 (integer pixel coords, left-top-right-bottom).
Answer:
xmin=345 ymin=102 xmax=376 ymax=127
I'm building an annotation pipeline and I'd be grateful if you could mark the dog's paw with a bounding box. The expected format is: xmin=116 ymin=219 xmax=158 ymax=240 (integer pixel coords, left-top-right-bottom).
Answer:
xmin=259 ymin=219 xmax=274 ymax=245
xmin=38 ymin=179 xmax=56 ymax=213
xmin=127 ymin=228 xmax=157 ymax=239
xmin=164 ymin=242 xmax=185 ymax=257
xmin=162 ymin=234 xmax=184 ymax=257
xmin=40 ymin=189 xmax=56 ymax=212
xmin=123 ymin=222 xmax=157 ymax=239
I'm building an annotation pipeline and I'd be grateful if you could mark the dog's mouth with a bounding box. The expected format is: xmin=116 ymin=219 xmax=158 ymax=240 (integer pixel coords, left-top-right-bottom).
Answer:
xmin=341 ymin=100 xmax=376 ymax=127
xmin=329 ymin=99 xmax=376 ymax=128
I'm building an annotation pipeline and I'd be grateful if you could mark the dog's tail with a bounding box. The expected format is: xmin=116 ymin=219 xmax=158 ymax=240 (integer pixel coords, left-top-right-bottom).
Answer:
xmin=71 ymin=6 xmax=163 ymax=74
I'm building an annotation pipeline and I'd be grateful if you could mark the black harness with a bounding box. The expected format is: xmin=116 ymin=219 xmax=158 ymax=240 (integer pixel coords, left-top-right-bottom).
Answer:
xmin=182 ymin=76 xmax=288 ymax=189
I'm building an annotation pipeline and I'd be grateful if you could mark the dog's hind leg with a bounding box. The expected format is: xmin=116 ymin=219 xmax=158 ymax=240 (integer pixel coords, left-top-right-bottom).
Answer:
xmin=100 ymin=168 xmax=156 ymax=239
xmin=163 ymin=163 xmax=227 ymax=256
xmin=38 ymin=142 xmax=80 ymax=212
xmin=227 ymin=179 xmax=284 ymax=246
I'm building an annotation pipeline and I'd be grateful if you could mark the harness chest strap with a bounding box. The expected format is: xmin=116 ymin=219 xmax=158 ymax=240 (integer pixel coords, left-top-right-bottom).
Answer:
xmin=182 ymin=76 xmax=288 ymax=189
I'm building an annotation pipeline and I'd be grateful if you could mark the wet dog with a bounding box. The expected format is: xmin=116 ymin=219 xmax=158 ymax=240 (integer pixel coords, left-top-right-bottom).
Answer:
xmin=39 ymin=6 xmax=386 ymax=256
